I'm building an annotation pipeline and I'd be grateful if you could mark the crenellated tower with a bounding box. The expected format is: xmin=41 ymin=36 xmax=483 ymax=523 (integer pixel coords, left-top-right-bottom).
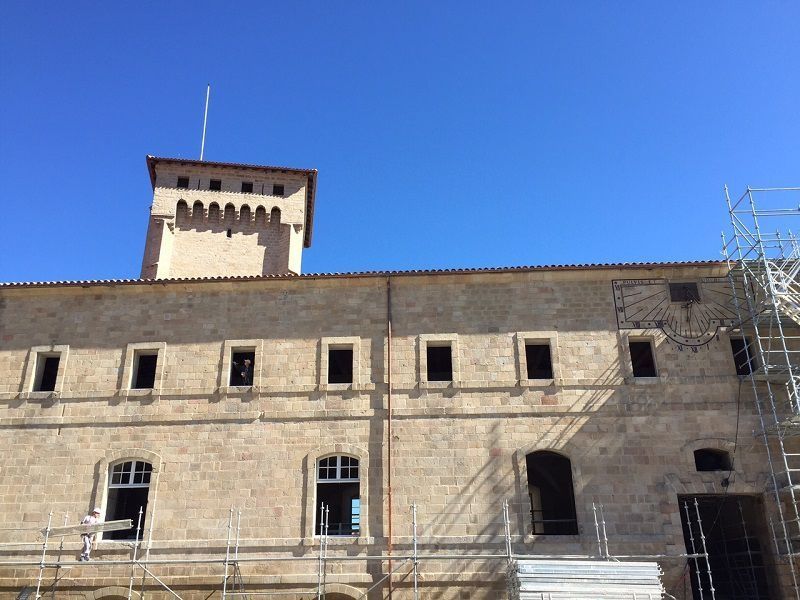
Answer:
xmin=140 ymin=156 xmax=317 ymax=279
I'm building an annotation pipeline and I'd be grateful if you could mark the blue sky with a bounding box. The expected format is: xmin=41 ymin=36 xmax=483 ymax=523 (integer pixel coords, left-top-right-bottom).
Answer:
xmin=1 ymin=2 xmax=798 ymax=281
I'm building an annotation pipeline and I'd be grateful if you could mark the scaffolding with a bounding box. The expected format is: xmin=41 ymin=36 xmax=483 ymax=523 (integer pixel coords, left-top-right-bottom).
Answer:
xmin=2 ymin=499 xmax=712 ymax=600
xmin=722 ymin=185 xmax=800 ymax=597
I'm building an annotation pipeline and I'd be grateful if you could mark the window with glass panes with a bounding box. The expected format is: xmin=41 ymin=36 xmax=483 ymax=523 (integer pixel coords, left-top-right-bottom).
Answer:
xmin=106 ymin=461 xmax=152 ymax=540
xmin=316 ymin=456 xmax=360 ymax=536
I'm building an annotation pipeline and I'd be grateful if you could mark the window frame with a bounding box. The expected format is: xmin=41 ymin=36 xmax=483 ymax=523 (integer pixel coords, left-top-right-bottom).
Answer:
xmin=272 ymin=184 xmax=285 ymax=197
xmin=515 ymin=332 xmax=559 ymax=386
xmin=319 ymin=337 xmax=362 ymax=390
xmin=627 ymin=336 xmax=659 ymax=379
xmin=418 ymin=334 xmax=460 ymax=387
xmin=314 ymin=453 xmax=362 ymax=538
xmin=176 ymin=176 xmax=190 ymax=189
xmin=241 ymin=181 xmax=254 ymax=193
xmin=525 ymin=450 xmax=579 ymax=536
xmin=729 ymin=336 xmax=758 ymax=376
xmin=220 ymin=339 xmax=263 ymax=393
xmin=209 ymin=179 xmax=222 ymax=191
xmin=121 ymin=342 xmax=166 ymax=395
xmin=22 ymin=345 xmax=69 ymax=398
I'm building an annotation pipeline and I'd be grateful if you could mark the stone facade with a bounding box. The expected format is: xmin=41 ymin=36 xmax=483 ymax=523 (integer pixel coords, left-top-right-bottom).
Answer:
xmin=0 ymin=158 xmax=796 ymax=599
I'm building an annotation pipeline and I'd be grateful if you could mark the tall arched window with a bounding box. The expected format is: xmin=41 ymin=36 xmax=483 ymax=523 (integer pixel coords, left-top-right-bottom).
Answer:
xmin=316 ymin=455 xmax=360 ymax=536
xmin=526 ymin=451 xmax=578 ymax=535
xmin=106 ymin=460 xmax=152 ymax=540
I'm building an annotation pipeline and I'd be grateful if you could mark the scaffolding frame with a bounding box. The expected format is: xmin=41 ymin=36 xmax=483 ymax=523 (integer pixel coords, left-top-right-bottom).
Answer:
xmin=722 ymin=185 xmax=800 ymax=598
xmin=6 ymin=499 xmax=712 ymax=600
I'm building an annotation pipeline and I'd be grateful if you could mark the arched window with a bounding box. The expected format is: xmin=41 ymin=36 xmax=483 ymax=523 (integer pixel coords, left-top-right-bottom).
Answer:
xmin=270 ymin=206 xmax=281 ymax=224
xmin=239 ymin=204 xmax=251 ymax=223
xmin=208 ymin=202 xmax=220 ymax=223
xmin=192 ymin=201 xmax=204 ymax=221
xmin=224 ymin=203 xmax=236 ymax=222
xmin=105 ymin=460 xmax=152 ymax=540
xmin=526 ymin=451 xmax=578 ymax=535
xmin=255 ymin=206 xmax=267 ymax=226
xmin=694 ymin=448 xmax=732 ymax=472
xmin=175 ymin=200 xmax=189 ymax=222
xmin=316 ymin=455 xmax=360 ymax=536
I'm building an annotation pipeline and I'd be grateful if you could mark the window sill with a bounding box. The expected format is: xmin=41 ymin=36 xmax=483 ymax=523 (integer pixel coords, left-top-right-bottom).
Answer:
xmin=519 ymin=378 xmax=555 ymax=388
xmin=521 ymin=533 xmax=582 ymax=544
xmin=304 ymin=535 xmax=372 ymax=547
xmin=419 ymin=380 xmax=459 ymax=390
xmin=120 ymin=388 xmax=158 ymax=398
xmin=631 ymin=376 xmax=663 ymax=385
xmin=219 ymin=385 xmax=255 ymax=395
xmin=20 ymin=391 xmax=59 ymax=401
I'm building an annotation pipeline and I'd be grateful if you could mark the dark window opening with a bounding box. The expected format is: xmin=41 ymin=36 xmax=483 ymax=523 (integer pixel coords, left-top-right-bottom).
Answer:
xmin=526 ymin=451 xmax=578 ymax=535
xmin=669 ymin=282 xmax=701 ymax=303
xmin=694 ymin=448 xmax=732 ymax=472
xmin=273 ymin=184 xmax=285 ymax=196
xmin=177 ymin=177 xmax=189 ymax=189
xmin=316 ymin=456 xmax=360 ymax=536
xmin=34 ymin=355 xmax=60 ymax=392
xmin=678 ymin=495 xmax=773 ymax=599
xmin=629 ymin=340 xmax=657 ymax=377
xmin=132 ymin=353 xmax=158 ymax=390
xmin=106 ymin=461 xmax=152 ymax=541
xmin=209 ymin=179 xmax=221 ymax=191
xmin=328 ymin=347 xmax=354 ymax=384
xmin=427 ymin=344 xmax=453 ymax=381
xmin=730 ymin=338 xmax=757 ymax=376
xmin=226 ymin=229 xmax=232 ymax=238
xmin=525 ymin=343 xmax=553 ymax=379
xmin=241 ymin=181 xmax=253 ymax=193
xmin=230 ymin=351 xmax=255 ymax=386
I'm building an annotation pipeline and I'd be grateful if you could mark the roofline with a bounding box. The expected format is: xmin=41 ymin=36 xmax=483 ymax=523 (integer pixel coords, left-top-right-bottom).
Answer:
xmin=0 ymin=261 xmax=728 ymax=290
xmin=146 ymin=155 xmax=318 ymax=248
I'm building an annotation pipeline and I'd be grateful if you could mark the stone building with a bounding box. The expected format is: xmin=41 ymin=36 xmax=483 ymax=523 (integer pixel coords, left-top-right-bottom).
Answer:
xmin=0 ymin=157 xmax=797 ymax=599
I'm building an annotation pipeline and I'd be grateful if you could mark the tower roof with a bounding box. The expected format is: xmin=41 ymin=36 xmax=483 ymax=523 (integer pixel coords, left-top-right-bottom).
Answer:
xmin=146 ymin=155 xmax=318 ymax=247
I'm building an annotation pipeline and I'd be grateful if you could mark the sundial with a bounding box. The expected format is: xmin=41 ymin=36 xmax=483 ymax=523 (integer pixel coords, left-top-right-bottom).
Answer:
xmin=613 ymin=278 xmax=740 ymax=348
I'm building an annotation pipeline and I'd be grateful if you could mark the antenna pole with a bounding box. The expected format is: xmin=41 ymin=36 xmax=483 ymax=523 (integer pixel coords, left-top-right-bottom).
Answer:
xmin=200 ymin=84 xmax=210 ymax=161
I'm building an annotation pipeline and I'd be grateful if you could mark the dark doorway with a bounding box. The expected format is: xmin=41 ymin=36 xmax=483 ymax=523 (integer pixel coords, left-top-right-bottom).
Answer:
xmin=678 ymin=495 xmax=774 ymax=600
xmin=526 ymin=451 xmax=578 ymax=535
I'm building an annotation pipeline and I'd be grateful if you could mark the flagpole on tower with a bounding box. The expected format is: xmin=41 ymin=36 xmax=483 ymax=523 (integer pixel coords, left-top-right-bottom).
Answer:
xmin=200 ymin=84 xmax=210 ymax=161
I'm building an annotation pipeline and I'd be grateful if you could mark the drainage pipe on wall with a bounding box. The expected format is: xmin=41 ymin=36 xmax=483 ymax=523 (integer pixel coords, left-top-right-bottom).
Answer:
xmin=386 ymin=276 xmax=394 ymax=598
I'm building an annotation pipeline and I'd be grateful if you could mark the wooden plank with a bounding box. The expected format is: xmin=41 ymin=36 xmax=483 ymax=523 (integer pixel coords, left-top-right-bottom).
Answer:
xmin=41 ymin=519 xmax=133 ymax=537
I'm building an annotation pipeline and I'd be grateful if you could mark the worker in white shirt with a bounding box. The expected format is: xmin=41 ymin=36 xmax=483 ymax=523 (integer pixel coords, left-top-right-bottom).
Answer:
xmin=79 ymin=508 xmax=102 ymax=561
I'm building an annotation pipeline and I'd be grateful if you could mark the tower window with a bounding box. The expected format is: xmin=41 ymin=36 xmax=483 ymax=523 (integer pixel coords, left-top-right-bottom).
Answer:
xmin=629 ymin=339 xmax=657 ymax=378
xmin=328 ymin=347 xmax=354 ymax=384
xmin=527 ymin=451 xmax=578 ymax=535
xmin=230 ymin=350 xmax=255 ymax=386
xmin=209 ymin=179 xmax=221 ymax=191
xmin=730 ymin=337 xmax=757 ymax=376
xmin=241 ymin=181 xmax=253 ymax=193
xmin=525 ymin=343 xmax=553 ymax=379
xmin=34 ymin=354 xmax=60 ymax=392
xmin=177 ymin=177 xmax=189 ymax=189
xmin=427 ymin=344 xmax=453 ymax=382
xmin=272 ymin=184 xmax=285 ymax=196
xmin=131 ymin=352 xmax=158 ymax=390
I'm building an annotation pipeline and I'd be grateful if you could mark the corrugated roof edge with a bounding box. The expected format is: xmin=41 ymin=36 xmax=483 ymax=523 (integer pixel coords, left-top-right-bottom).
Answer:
xmin=145 ymin=155 xmax=318 ymax=248
xmin=0 ymin=260 xmax=727 ymax=289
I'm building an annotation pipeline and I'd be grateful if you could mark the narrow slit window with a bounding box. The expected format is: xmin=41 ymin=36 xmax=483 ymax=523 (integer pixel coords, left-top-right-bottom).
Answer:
xmin=730 ymin=338 xmax=757 ymax=376
xmin=34 ymin=355 xmax=60 ymax=392
xmin=209 ymin=179 xmax=221 ymax=191
xmin=427 ymin=344 xmax=453 ymax=382
xmin=272 ymin=184 xmax=284 ymax=196
xmin=328 ymin=347 xmax=354 ymax=384
xmin=177 ymin=176 xmax=189 ymax=189
xmin=241 ymin=181 xmax=253 ymax=193
xmin=132 ymin=352 xmax=158 ymax=390
xmin=629 ymin=340 xmax=657 ymax=378
xmin=525 ymin=343 xmax=553 ymax=379
xmin=230 ymin=350 xmax=255 ymax=386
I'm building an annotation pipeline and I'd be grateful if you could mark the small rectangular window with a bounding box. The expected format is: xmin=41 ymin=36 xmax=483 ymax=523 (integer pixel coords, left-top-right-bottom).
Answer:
xmin=730 ymin=338 xmax=757 ymax=376
xmin=525 ymin=343 xmax=553 ymax=379
xmin=241 ymin=181 xmax=253 ymax=193
xmin=272 ymin=184 xmax=284 ymax=196
xmin=34 ymin=355 xmax=60 ymax=392
xmin=669 ymin=282 xmax=700 ymax=303
xmin=209 ymin=179 xmax=221 ymax=191
xmin=427 ymin=344 xmax=453 ymax=382
xmin=177 ymin=176 xmax=189 ymax=189
xmin=629 ymin=340 xmax=657 ymax=378
xmin=230 ymin=350 xmax=255 ymax=386
xmin=132 ymin=352 xmax=158 ymax=389
xmin=328 ymin=347 xmax=354 ymax=384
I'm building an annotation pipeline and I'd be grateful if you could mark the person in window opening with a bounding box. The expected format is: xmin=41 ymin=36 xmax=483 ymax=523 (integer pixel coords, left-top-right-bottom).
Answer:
xmin=79 ymin=508 xmax=102 ymax=561
xmin=233 ymin=358 xmax=252 ymax=386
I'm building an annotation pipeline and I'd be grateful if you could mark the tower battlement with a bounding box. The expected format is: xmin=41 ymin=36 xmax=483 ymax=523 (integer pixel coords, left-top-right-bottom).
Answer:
xmin=140 ymin=156 xmax=317 ymax=279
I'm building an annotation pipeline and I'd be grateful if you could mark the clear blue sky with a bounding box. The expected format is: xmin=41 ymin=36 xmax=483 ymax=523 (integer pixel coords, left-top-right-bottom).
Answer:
xmin=1 ymin=2 xmax=798 ymax=282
